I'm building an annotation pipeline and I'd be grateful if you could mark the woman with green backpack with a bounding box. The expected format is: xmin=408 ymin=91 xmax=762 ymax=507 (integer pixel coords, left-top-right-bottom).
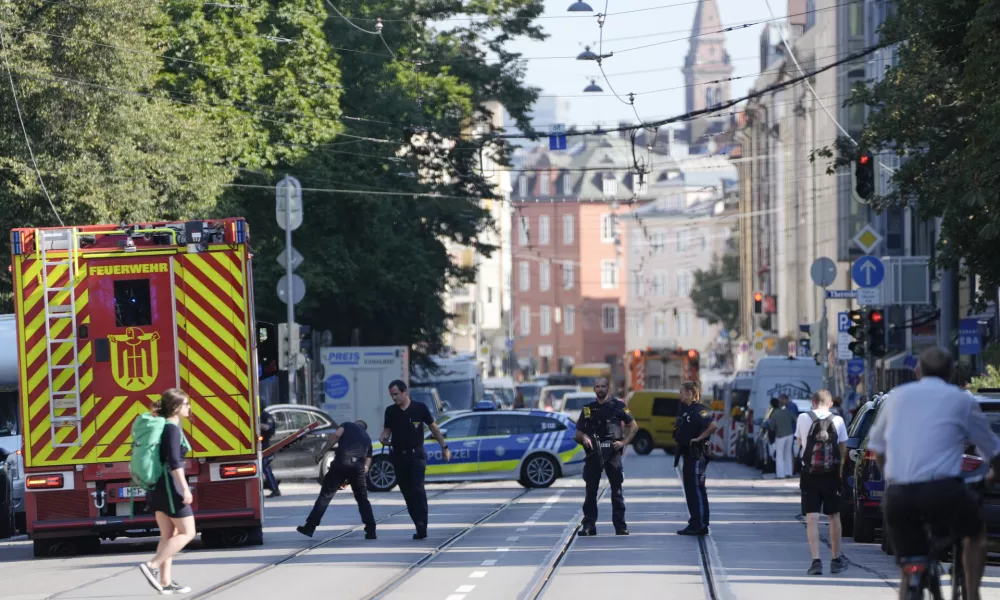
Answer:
xmin=136 ymin=389 xmax=196 ymax=595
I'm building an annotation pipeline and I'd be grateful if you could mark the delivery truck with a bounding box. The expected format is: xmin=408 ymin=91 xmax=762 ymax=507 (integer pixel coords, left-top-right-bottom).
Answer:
xmin=318 ymin=347 xmax=408 ymax=429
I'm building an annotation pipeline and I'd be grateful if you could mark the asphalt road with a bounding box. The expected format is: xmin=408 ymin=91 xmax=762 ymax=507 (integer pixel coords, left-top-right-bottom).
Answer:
xmin=4 ymin=453 xmax=1000 ymax=599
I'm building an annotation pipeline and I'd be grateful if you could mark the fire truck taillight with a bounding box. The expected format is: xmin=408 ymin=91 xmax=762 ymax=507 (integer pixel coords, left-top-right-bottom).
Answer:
xmin=26 ymin=474 xmax=64 ymax=489
xmin=220 ymin=463 xmax=258 ymax=479
xmin=632 ymin=350 xmax=641 ymax=358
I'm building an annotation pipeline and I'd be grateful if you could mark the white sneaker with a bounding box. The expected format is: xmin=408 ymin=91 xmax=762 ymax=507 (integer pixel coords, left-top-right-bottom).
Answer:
xmin=138 ymin=563 xmax=163 ymax=592
xmin=161 ymin=581 xmax=192 ymax=595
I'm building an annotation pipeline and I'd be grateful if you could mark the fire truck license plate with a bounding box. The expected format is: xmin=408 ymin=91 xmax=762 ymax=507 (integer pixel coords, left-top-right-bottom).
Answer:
xmin=111 ymin=485 xmax=146 ymax=501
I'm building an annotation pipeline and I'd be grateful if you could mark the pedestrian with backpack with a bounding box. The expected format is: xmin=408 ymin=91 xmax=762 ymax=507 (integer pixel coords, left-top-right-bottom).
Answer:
xmin=134 ymin=389 xmax=196 ymax=595
xmin=795 ymin=389 xmax=849 ymax=576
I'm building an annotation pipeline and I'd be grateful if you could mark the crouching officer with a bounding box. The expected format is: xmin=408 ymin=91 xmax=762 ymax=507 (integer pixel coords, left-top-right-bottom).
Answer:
xmin=675 ymin=382 xmax=717 ymax=536
xmin=297 ymin=420 xmax=377 ymax=540
xmin=574 ymin=377 xmax=638 ymax=536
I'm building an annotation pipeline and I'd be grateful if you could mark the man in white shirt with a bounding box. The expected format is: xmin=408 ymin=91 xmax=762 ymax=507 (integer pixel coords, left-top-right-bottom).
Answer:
xmin=868 ymin=347 xmax=1000 ymax=600
xmin=795 ymin=389 xmax=849 ymax=576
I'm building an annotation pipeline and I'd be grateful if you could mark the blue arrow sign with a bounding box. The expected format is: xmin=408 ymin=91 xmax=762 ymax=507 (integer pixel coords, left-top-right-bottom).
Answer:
xmin=851 ymin=255 xmax=885 ymax=288
xmin=847 ymin=358 xmax=865 ymax=375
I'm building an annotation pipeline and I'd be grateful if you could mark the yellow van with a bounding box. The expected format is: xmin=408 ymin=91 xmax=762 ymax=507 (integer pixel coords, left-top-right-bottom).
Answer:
xmin=624 ymin=389 xmax=682 ymax=455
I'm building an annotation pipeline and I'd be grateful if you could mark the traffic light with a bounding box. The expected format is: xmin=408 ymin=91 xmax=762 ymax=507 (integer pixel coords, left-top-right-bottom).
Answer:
xmin=847 ymin=309 xmax=866 ymax=358
xmin=868 ymin=310 xmax=886 ymax=357
xmin=277 ymin=322 xmax=300 ymax=370
xmin=854 ymin=152 xmax=875 ymax=201
xmin=753 ymin=291 xmax=763 ymax=314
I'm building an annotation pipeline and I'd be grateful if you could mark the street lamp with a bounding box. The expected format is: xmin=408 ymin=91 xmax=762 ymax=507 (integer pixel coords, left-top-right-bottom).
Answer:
xmin=577 ymin=46 xmax=599 ymax=61
xmin=583 ymin=79 xmax=603 ymax=93
xmin=568 ymin=1 xmax=593 ymax=11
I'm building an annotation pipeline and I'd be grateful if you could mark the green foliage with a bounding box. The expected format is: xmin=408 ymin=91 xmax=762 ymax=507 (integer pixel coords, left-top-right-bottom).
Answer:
xmin=970 ymin=365 xmax=1000 ymax=392
xmin=689 ymin=251 xmax=740 ymax=336
xmin=812 ymin=0 xmax=1000 ymax=302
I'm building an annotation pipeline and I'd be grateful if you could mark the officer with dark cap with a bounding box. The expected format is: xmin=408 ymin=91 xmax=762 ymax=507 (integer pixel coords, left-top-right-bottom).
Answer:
xmin=574 ymin=377 xmax=638 ymax=536
xmin=674 ymin=381 xmax=717 ymax=536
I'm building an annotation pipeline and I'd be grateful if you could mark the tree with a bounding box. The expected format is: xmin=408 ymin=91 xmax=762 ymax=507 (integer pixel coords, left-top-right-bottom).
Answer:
xmin=689 ymin=253 xmax=740 ymax=335
xmin=0 ymin=0 xmax=236 ymax=309
xmin=812 ymin=0 xmax=1000 ymax=301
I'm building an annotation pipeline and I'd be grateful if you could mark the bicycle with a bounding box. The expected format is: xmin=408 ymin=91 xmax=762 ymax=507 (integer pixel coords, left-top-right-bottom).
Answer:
xmin=898 ymin=454 xmax=989 ymax=600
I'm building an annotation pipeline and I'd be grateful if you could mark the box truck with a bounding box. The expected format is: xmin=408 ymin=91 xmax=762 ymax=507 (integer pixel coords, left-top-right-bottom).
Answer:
xmin=318 ymin=347 xmax=409 ymax=428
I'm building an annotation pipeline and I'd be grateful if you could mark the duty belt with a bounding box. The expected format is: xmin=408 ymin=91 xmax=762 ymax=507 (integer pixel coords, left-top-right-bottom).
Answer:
xmin=392 ymin=446 xmax=424 ymax=456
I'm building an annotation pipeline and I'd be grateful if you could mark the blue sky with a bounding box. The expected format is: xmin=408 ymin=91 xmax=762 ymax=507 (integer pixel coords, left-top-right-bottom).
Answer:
xmin=505 ymin=0 xmax=788 ymax=129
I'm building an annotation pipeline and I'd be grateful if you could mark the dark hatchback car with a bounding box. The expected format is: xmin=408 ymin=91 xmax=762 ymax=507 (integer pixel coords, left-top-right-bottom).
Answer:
xmin=842 ymin=394 xmax=886 ymax=542
xmin=264 ymin=404 xmax=339 ymax=482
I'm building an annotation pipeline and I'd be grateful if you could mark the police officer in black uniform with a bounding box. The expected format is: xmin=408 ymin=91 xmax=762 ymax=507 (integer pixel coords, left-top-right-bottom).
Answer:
xmin=674 ymin=381 xmax=717 ymax=536
xmin=380 ymin=380 xmax=450 ymax=539
xmin=574 ymin=377 xmax=638 ymax=536
xmin=297 ymin=420 xmax=377 ymax=539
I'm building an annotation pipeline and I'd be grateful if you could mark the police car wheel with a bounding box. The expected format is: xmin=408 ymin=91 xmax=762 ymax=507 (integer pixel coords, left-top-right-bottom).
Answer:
xmin=367 ymin=456 xmax=397 ymax=492
xmin=520 ymin=454 xmax=558 ymax=488
xmin=632 ymin=431 xmax=653 ymax=455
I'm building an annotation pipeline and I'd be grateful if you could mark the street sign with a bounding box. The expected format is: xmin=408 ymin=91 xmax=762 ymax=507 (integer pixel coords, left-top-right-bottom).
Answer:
xmin=904 ymin=354 xmax=918 ymax=370
xmin=825 ymin=289 xmax=857 ymax=299
xmin=851 ymin=255 xmax=885 ymax=288
xmin=837 ymin=311 xmax=852 ymax=360
xmin=852 ymin=224 xmax=883 ymax=254
xmin=505 ymin=339 xmax=513 ymax=351
xmin=276 ymin=247 xmax=304 ymax=271
xmin=857 ymin=288 xmax=879 ymax=306
xmin=847 ymin=358 xmax=865 ymax=375
xmin=277 ymin=274 xmax=306 ymax=305
xmin=739 ymin=341 xmax=750 ymax=353
xmin=847 ymin=374 xmax=861 ymax=387
xmin=276 ymin=175 xmax=303 ymax=231
xmin=548 ymin=124 xmax=567 ymax=151
xmin=810 ymin=257 xmax=837 ymax=287
xmin=959 ymin=318 xmax=982 ymax=355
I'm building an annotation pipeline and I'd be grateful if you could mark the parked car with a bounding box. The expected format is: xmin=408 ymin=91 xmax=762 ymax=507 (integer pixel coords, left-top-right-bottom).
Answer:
xmin=263 ymin=404 xmax=340 ymax=482
xmin=537 ymin=385 xmax=580 ymax=411
xmin=0 ymin=447 xmax=15 ymax=538
xmin=840 ymin=395 xmax=884 ymax=536
xmin=553 ymin=391 xmax=593 ymax=422
xmin=516 ymin=383 xmax=543 ymax=409
xmin=367 ymin=405 xmax=585 ymax=491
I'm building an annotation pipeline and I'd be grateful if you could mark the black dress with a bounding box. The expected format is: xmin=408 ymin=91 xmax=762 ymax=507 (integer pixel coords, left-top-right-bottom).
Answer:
xmin=148 ymin=423 xmax=193 ymax=518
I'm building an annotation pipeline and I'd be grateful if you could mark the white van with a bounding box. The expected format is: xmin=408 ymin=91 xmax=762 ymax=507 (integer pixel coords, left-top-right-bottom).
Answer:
xmin=411 ymin=355 xmax=484 ymax=412
xmin=748 ymin=357 xmax=825 ymax=419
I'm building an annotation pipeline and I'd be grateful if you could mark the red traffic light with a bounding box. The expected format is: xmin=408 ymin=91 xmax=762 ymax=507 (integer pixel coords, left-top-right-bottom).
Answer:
xmin=687 ymin=349 xmax=699 ymax=359
xmin=753 ymin=292 xmax=763 ymax=302
xmin=870 ymin=310 xmax=883 ymax=323
xmin=859 ymin=155 xmax=870 ymax=165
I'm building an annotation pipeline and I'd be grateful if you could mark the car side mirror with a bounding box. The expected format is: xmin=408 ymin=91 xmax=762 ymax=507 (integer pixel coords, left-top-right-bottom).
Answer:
xmin=846 ymin=438 xmax=861 ymax=450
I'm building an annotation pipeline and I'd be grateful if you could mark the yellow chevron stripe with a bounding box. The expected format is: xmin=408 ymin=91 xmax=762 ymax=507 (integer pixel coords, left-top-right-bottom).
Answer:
xmin=208 ymin=251 xmax=244 ymax=288
xmin=175 ymin=328 xmax=239 ymax=395
xmin=177 ymin=295 xmax=248 ymax=385
xmin=185 ymin=254 xmax=243 ymax=308
xmin=180 ymin=366 xmax=251 ymax=453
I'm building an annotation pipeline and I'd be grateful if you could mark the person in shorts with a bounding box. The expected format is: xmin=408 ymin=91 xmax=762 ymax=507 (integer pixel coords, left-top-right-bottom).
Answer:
xmin=795 ymin=389 xmax=849 ymax=576
xmin=138 ymin=389 xmax=196 ymax=595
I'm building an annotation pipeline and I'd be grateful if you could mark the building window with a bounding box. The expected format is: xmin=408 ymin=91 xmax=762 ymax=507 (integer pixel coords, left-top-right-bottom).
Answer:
xmin=518 ymin=217 xmax=529 ymax=246
xmin=564 ymin=305 xmax=575 ymax=335
xmin=538 ymin=215 xmax=550 ymax=245
xmin=706 ymin=87 xmax=714 ymax=107
xmin=632 ymin=312 xmax=645 ymax=337
xmin=700 ymin=229 xmax=708 ymax=251
xmin=630 ymin=271 xmax=643 ymax=298
xmin=602 ymin=175 xmax=618 ymax=198
xmin=562 ymin=214 xmax=574 ymax=244
xmin=539 ymin=261 xmax=551 ymax=291
xmin=676 ymin=230 xmax=684 ymax=251
xmin=653 ymin=271 xmax=667 ymax=297
xmin=700 ymin=317 xmax=709 ymax=337
xmin=654 ymin=312 xmax=667 ymax=338
xmin=518 ymin=176 xmax=527 ymax=197
xmin=601 ymin=260 xmax=619 ymax=289
xmin=520 ymin=305 xmax=531 ymax=336
xmin=539 ymin=172 xmax=550 ymax=196
xmin=676 ymin=270 xmax=693 ymax=296
xmin=487 ymin=287 xmax=493 ymax=303
xmin=678 ymin=311 xmax=692 ymax=337
xmin=651 ymin=230 xmax=665 ymax=255
xmin=563 ymin=173 xmax=573 ymax=195
xmin=602 ymin=304 xmax=619 ymax=333
xmin=600 ymin=213 xmax=616 ymax=243
xmin=540 ymin=305 xmax=552 ymax=336
xmin=562 ymin=262 xmax=575 ymax=290
xmin=519 ymin=261 xmax=530 ymax=291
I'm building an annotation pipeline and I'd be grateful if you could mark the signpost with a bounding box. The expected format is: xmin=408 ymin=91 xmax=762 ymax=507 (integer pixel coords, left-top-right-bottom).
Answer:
xmin=825 ymin=289 xmax=857 ymax=299
xmin=852 ymin=224 xmax=883 ymax=255
xmin=837 ymin=311 xmax=853 ymax=361
xmin=810 ymin=257 xmax=837 ymax=369
xmin=277 ymin=175 xmax=303 ymax=403
xmin=851 ymin=255 xmax=884 ymax=307
xmin=959 ymin=318 xmax=982 ymax=356
xmin=847 ymin=359 xmax=865 ymax=376
xmin=548 ymin=124 xmax=567 ymax=151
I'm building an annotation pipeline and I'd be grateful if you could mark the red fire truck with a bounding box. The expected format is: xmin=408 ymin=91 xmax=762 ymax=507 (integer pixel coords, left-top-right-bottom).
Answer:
xmin=11 ymin=219 xmax=265 ymax=557
xmin=625 ymin=347 xmax=701 ymax=393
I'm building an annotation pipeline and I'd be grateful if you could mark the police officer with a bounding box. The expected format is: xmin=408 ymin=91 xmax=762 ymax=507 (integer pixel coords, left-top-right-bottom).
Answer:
xmin=297 ymin=420 xmax=377 ymax=539
xmin=675 ymin=381 xmax=717 ymax=535
xmin=574 ymin=377 xmax=638 ymax=536
xmin=380 ymin=380 xmax=450 ymax=539
xmin=260 ymin=410 xmax=281 ymax=497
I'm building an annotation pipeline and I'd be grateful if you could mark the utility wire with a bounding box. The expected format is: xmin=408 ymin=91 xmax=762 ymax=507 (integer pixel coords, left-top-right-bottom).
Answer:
xmin=0 ymin=22 xmax=63 ymax=226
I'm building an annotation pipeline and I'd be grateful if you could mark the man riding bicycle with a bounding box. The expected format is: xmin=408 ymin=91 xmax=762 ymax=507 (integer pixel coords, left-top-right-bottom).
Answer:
xmin=868 ymin=347 xmax=1000 ymax=600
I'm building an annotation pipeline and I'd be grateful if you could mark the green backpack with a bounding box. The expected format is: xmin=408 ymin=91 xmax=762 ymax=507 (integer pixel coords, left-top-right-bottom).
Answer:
xmin=128 ymin=412 xmax=191 ymax=516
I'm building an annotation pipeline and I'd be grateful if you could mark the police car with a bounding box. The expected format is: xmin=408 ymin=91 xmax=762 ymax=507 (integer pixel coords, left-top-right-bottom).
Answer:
xmin=367 ymin=403 xmax=586 ymax=491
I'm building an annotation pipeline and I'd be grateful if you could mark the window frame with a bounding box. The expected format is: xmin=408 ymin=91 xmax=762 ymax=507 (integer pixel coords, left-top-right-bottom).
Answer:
xmin=602 ymin=304 xmax=620 ymax=333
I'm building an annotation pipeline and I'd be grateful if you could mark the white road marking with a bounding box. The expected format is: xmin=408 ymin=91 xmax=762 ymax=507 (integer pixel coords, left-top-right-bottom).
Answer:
xmin=469 ymin=571 xmax=488 ymax=578
xmin=506 ymin=536 xmax=520 ymax=542
xmin=496 ymin=547 xmax=510 ymax=552
xmin=516 ymin=527 xmax=528 ymax=532
xmin=481 ymin=559 xmax=497 ymax=566
xmin=445 ymin=595 xmax=465 ymax=600
xmin=456 ymin=585 xmax=476 ymax=593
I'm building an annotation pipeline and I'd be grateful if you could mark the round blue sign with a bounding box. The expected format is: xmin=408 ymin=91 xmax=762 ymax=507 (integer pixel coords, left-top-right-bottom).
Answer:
xmin=325 ymin=374 xmax=350 ymax=400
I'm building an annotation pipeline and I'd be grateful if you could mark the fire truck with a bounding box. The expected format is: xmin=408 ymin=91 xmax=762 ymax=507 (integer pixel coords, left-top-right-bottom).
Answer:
xmin=10 ymin=219 xmax=265 ymax=557
xmin=625 ymin=347 xmax=701 ymax=392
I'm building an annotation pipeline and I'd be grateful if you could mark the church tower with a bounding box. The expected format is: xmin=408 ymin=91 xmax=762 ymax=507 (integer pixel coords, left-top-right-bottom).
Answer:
xmin=682 ymin=0 xmax=734 ymax=153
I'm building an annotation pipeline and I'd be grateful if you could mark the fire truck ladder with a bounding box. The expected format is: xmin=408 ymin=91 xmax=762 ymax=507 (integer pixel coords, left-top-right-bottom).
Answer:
xmin=39 ymin=228 xmax=83 ymax=448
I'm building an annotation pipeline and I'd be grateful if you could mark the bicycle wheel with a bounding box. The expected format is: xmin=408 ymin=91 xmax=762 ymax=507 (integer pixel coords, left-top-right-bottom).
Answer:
xmin=951 ymin=543 xmax=966 ymax=600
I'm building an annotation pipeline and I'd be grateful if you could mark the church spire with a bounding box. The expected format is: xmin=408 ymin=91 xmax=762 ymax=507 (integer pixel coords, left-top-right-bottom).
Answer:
xmin=681 ymin=0 xmax=733 ymax=153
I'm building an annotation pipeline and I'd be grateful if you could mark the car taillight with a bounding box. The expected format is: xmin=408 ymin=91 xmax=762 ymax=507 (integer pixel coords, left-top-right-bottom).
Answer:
xmin=220 ymin=463 xmax=258 ymax=479
xmin=25 ymin=474 xmax=63 ymax=489
xmin=961 ymin=455 xmax=984 ymax=473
